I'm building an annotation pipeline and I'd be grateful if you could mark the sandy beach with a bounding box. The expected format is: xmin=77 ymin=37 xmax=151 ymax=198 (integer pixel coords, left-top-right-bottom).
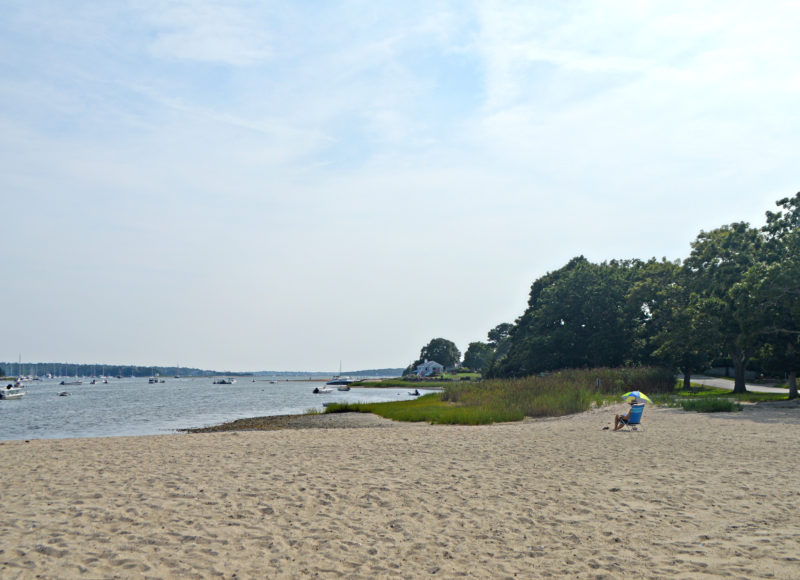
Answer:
xmin=1 ymin=402 xmax=799 ymax=579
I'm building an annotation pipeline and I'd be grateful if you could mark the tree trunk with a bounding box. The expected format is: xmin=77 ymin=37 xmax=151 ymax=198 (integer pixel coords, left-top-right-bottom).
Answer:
xmin=731 ymin=349 xmax=748 ymax=394
xmin=683 ymin=371 xmax=692 ymax=390
xmin=785 ymin=342 xmax=797 ymax=400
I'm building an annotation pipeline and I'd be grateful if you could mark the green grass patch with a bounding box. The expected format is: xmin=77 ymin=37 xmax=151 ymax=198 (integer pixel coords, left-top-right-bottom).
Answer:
xmin=653 ymin=381 xmax=789 ymax=411
xmin=678 ymin=398 xmax=743 ymax=413
xmin=322 ymin=393 xmax=521 ymax=425
xmin=670 ymin=383 xmax=788 ymax=403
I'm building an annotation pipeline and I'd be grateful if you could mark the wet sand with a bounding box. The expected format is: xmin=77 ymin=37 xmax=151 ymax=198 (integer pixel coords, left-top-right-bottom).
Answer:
xmin=1 ymin=402 xmax=799 ymax=578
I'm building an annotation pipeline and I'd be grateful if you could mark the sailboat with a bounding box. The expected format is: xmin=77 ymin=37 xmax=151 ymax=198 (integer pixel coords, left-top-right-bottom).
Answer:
xmin=327 ymin=361 xmax=353 ymax=389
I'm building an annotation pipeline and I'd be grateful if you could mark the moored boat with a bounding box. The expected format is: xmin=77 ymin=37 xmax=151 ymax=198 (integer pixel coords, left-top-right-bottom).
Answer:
xmin=1 ymin=383 xmax=26 ymax=400
xmin=326 ymin=376 xmax=353 ymax=386
xmin=326 ymin=361 xmax=353 ymax=388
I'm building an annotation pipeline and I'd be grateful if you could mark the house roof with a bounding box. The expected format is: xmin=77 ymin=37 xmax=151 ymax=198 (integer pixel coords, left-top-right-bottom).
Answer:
xmin=417 ymin=360 xmax=443 ymax=368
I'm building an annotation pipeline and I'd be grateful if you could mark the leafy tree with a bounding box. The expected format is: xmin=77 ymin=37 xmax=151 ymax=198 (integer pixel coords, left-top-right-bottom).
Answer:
xmin=463 ymin=342 xmax=493 ymax=374
xmin=626 ymin=258 xmax=682 ymax=361
xmin=684 ymin=222 xmax=763 ymax=394
xmin=414 ymin=337 xmax=461 ymax=370
xmin=628 ymin=258 xmax=718 ymax=389
xmin=734 ymin=193 xmax=800 ymax=397
xmin=492 ymin=257 xmax=641 ymax=377
xmin=482 ymin=322 xmax=515 ymax=373
xmin=651 ymin=289 xmax=719 ymax=389
xmin=487 ymin=323 xmax=514 ymax=348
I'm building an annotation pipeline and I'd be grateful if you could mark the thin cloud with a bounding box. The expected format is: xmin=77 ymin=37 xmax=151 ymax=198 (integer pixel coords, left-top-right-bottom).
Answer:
xmin=143 ymin=0 xmax=274 ymax=65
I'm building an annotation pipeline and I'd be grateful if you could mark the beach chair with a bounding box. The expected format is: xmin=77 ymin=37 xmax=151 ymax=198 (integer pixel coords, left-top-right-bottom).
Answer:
xmin=619 ymin=403 xmax=645 ymax=431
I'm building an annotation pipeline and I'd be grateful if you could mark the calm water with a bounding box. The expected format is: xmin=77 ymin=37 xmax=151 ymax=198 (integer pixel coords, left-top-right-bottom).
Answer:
xmin=0 ymin=377 xmax=431 ymax=441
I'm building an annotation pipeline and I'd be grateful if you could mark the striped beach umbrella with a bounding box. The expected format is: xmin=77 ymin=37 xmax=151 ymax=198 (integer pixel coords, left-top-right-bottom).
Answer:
xmin=622 ymin=390 xmax=652 ymax=404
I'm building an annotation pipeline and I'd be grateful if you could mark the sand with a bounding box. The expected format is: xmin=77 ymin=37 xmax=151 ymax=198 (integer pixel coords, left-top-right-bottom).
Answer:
xmin=1 ymin=402 xmax=799 ymax=579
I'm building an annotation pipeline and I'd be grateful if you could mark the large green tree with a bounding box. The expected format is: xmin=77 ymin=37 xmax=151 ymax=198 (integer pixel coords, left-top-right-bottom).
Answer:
xmin=414 ymin=337 xmax=461 ymax=370
xmin=684 ymin=222 xmax=763 ymax=394
xmin=628 ymin=259 xmax=717 ymax=388
xmin=491 ymin=257 xmax=641 ymax=377
xmin=462 ymin=342 xmax=493 ymax=374
xmin=487 ymin=323 xmax=514 ymax=348
xmin=734 ymin=193 xmax=800 ymax=397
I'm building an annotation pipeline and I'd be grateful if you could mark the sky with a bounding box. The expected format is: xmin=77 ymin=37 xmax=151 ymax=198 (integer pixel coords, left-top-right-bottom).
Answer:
xmin=2 ymin=1 xmax=799 ymax=373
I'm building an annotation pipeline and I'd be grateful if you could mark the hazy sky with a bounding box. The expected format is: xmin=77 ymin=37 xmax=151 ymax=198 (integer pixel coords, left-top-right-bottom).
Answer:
xmin=2 ymin=1 xmax=798 ymax=372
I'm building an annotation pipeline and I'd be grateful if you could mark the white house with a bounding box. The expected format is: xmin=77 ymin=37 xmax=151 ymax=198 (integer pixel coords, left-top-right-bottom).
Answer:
xmin=416 ymin=359 xmax=444 ymax=377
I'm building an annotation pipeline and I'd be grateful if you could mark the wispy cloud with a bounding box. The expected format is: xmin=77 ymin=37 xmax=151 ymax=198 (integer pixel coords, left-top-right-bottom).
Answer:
xmin=143 ymin=0 xmax=274 ymax=65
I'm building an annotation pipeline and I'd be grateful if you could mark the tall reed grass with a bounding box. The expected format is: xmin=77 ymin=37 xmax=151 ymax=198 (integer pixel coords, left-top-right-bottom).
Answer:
xmin=442 ymin=366 xmax=674 ymax=417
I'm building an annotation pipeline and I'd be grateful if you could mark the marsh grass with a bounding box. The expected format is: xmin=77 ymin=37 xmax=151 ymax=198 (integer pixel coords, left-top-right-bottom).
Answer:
xmin=325 ymin=367 xmax=675 ymax=425
xmin=323 ymin=394 xmax=517 ymax=425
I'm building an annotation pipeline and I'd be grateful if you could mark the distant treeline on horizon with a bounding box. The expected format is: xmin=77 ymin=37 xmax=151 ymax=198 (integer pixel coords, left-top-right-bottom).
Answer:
xmin=1 ymin=362 xmax=405 ymax=378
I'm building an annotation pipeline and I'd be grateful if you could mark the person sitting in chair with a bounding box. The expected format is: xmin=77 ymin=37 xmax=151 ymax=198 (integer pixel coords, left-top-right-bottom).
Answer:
xmin=614 ymin=400 xmax=636 ymax=431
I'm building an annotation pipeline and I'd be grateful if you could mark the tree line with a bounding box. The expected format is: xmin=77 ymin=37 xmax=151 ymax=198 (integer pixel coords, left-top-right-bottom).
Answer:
xmin=1 ymin=363 xmax=214 ymax=378
xmin=448 ymin=192 xmax=798 ymax=398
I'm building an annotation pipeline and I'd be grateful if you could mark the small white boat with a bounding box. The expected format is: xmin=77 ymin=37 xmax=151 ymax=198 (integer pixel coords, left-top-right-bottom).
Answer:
xmin=1 ymin=383 xmax=25 ymax=400
xmin=313 ymin=386 xmax=334 ymax=394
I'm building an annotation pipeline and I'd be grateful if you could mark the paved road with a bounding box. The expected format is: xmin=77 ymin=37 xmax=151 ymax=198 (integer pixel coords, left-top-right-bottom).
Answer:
xmin=692 ymin=375 xmax=790 ymax=394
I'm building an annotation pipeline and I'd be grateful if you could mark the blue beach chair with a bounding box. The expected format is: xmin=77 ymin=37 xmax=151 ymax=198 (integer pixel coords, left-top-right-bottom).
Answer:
xmin=619 ymin=403 xmax=645 ymax=431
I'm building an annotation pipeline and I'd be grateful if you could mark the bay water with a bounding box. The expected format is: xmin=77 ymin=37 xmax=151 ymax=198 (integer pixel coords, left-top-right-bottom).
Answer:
xmin=0 ymin=377 xmax=430 ymax=441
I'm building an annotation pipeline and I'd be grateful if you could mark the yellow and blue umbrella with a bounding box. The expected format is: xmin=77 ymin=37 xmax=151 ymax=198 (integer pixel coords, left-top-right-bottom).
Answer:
xmin=622 ymin=390 xmax=652 ymax=404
